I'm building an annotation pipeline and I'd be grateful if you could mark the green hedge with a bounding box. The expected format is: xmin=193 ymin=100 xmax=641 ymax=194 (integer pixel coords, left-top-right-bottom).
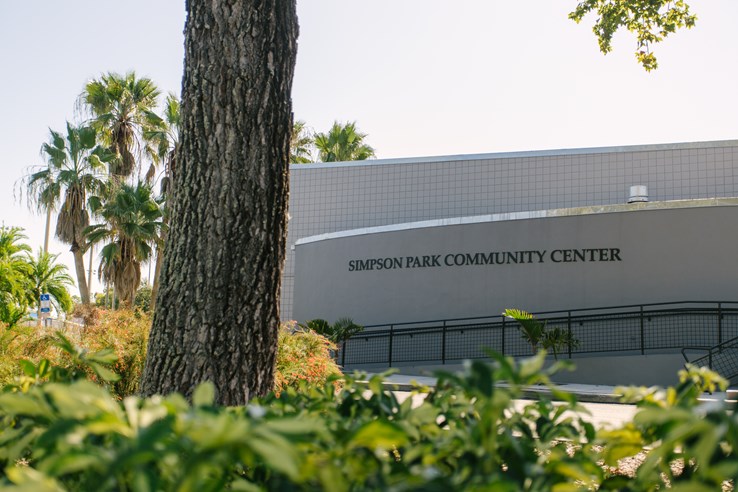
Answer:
xmin=0 ymin=347 xmax=736 ymax=491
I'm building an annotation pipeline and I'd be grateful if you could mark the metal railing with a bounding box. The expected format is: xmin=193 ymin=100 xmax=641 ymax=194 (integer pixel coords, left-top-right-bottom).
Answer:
xmin=337 ymin=301 xmax=738 ymax=370
xmin=683 ymin=336 xmax=738 ymax=385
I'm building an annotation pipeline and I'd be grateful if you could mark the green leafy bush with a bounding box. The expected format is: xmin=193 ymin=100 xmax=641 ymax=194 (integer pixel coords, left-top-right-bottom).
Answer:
xmin=504 ymin=308 xmax=580 ymax=358
xmin=300 ymin=317 xmax=364 ymax=344
xmin=1 ymin=345 xmax=735 ymax=491
xmin=134 ymin=284 xmax=152 ymax=313
xmin=275 ymin=321 xmax=342 ymax=396
xmin=0 ymin=308 xmax=149 ymax=398
xmin=1 ymin=312 xmax=341 ymax=398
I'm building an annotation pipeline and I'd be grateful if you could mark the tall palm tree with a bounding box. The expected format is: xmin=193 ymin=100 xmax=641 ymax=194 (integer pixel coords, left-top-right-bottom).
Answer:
xmin=143 ymin=93 xmax=180 ymax=311
xmin=25 ymin=249 xmax=74 ymax=320
xmin=0 ymin=227 xmax=32 ymax=326
xmin=144 ymin=93 xmax=180 ymax=193
xmin=24 ymin=123 xmax=109 ymax=304
xmin=314 ymin=121 xmax=376 ymax=162
xmin=20 ymin=162 xmax=60 ymax=254
xmin=81 ymin=71 xmax=162 ymax=180
xmin=86 ymin=183 xmax=164 ymax=307
xmin=290 ymin=120 xmax=313 ymax=164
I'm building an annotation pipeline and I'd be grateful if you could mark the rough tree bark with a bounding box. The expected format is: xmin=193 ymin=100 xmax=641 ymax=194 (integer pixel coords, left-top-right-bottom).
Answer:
xmin=139 ymin=0 xmax=298 ymax=405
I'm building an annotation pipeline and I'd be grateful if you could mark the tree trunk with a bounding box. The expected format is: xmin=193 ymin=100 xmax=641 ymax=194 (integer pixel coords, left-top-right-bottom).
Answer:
xmin=71 ymin=241 xmax=90 ymax=305
xmin=140 ymin=0 xmax=298 ymax=405
xmin=150 ymin=244 xmax=164 ymax=312
xmin=43 ymin=207 xmax=52 ymax=254
xmin=87 ymin=244 xmax=94 ymax=302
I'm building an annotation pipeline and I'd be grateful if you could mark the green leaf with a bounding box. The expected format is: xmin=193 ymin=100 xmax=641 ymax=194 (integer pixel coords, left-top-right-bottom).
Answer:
xmin=0 ymin=392 xmax=51 ymax=417
xmin=691 ymin=425 xmax=720 ymax=467
xmin=192 ymin=382 xmax=215 ymax=407
xmin=42 ymin=452 xmax=106 ymax=476
xmin=669 ymin=484 xmax=715 ymax=492
xmin=89 ymin=362 xmax=120 ymax=383
xmin=349 ymin=420 xmax=408 ymax=450
xmin=598 ymin=475 xmax=633 ymax=490
xmin=4 ymin=466 xmax=66 ymax=492
xmin=37 ymin=359 xmax=50 ymax=378
xmin=19 ymin=359 xmax=36 ymax=378
xmin=466 ymin=359 xmax=494 ymax=397
xmin=248 ymin=431 xmax=301 ymax=480
xmin=78 ymin=126 xmax=97 ymax=149
xmin=265 ymin=417 xmax=326 ymax=435
xmin=87 ymin=347 xmax=118 ymax=365
xmin=229 ymin=478 xmax=263 ymax=492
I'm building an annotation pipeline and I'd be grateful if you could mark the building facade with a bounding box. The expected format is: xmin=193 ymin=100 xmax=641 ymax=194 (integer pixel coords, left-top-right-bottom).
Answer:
xmin=286 ymin=140 xmax=738 ymax=326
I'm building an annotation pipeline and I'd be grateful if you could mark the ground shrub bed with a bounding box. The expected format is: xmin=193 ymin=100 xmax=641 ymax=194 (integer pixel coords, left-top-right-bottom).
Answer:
xmin=0 ymin=309 xmax=339 ymax=400
xmin=0 ymin=343 xmax=736 ymax=490
xmin=274 ymin=321 xmax=341 ymax=396
xmin=0 ymin=309 xmax=150 ymax=398
xmin=0 ymin=311 xmax=737 ymax=490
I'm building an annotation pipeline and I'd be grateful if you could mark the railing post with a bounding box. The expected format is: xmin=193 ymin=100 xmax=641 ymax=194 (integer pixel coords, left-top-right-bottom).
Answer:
xmin=718 ymin=302 xmax=723 ymax=346
xmin=341 ymin=340 xmax=346 ymax=367
xmin=501 ymin=315 xmax=506 ymax=355
xmin=388 ymin=325 xmax=394 ymax=367
xmin=567 ymin=311 xmax=572 ymax=359
xmin=441 ymin=321 xmax=447 ymax=365
xmin=641 ymin=305 xmax=646 ymax=355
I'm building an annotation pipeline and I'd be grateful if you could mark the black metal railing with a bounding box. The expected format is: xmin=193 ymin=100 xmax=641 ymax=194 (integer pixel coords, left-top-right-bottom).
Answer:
xmin=683 ymin=336 xmax=738 ymax=385
xmin=337 ymin=301 xmax=738 ymax=371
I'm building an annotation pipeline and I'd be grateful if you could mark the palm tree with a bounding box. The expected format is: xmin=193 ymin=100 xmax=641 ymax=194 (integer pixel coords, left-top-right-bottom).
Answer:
xmin=86 ymin=183 xmax=164 ymax=307
xmin=143 ymin=93 xmax=180 ymax=311
xmin=25 ymin=249 xmax=74 ymax=321
xmin=314 ymin=121 xmax=376 ymax=162
xmin=145 ymin=93 xmax=180 ymax=191
xmin=20 ymin=161 xmax=60 ymax=254
xmin=290 ymin=120 xmax=313 ymax=164
xmin=81 ymin=71 xmax=162 ymax=180
xmin=24 ymin=124 xmax=109 ymax=304
xmin=0 ymin=227 xmax=32 ymax=326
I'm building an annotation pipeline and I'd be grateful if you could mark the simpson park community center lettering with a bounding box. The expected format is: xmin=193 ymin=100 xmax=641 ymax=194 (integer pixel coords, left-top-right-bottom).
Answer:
xmin=347 ymin=248 xmax=622 ymax=272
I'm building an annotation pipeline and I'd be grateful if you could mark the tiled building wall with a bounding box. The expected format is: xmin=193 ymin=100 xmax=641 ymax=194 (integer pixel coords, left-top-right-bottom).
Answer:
xmin=282 ymin=141 xmax=738 ymax=320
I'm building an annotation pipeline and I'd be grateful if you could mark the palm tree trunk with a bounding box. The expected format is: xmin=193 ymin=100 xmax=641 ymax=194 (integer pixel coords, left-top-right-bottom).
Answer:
xmin=71 ymin=242 xmax=90 ymax=304
xmin=43 ymin=208 xmax=52 ymax=254
xmin=87 ymin=244 xmax=94 ymax=301
xmin=140 ymin=0 xmax=298 ymax=405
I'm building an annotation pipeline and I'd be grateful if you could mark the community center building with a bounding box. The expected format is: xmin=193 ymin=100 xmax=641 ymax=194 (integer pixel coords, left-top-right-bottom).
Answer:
xmin=283 ymin=141 xmax=738 ymax=385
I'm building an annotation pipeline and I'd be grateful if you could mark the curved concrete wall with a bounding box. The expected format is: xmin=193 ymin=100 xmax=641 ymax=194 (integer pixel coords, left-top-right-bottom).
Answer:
xmin=293 ymin=201 xmax=738 ymax=325
xmin=284 ymin=140 xmax=738 ymax=320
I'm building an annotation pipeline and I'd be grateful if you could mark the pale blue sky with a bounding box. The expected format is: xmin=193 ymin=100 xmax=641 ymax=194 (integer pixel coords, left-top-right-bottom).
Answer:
xmin=1 ymin=1 xmax=736 ymax=294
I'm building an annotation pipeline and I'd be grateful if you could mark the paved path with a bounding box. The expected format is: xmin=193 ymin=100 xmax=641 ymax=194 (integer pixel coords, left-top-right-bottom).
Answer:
xmin=390 ymin=390 xmax=638 ymax=429
xmin=373 ymin=373 xmax=734 ymax=429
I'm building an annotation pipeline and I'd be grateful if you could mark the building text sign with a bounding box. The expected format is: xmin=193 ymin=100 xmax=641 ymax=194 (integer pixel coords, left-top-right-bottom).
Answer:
xmin=348 ymin=248 xmax=622 ymax=272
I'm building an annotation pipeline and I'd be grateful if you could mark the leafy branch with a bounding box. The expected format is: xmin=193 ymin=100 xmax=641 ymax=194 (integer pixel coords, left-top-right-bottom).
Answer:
xmin=569 ymin=0 xmax=697 ymax=70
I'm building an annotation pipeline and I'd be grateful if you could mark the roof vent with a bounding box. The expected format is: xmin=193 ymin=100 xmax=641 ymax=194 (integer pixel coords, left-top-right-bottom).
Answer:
xmin=628 ymin=185 xmax=648 ymax=203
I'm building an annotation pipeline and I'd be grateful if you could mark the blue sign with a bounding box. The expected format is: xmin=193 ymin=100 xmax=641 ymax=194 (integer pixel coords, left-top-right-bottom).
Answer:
xmin=40 ymin=294 xmax=50 ymax=301
xmin=40 ymin=307 xmax=51 ymax=313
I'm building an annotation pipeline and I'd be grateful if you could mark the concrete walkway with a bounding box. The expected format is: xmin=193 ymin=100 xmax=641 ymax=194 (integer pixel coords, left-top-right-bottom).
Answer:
xmin=371 ymin=372 xmax=736 ymax=405
xmin=361 ymin=372 xmax=736 ymax=429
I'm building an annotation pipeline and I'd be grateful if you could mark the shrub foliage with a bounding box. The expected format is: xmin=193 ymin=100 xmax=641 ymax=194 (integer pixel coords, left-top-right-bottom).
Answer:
xmin=1 ymin=310 xmax=341 ymax=399
xmin=0 ymin=309 xmax=149 ymax=398
xmin=0 ymin=343 xmax=736 ymax=490
xmin=275 ymin=321 xmax=341 ymax=396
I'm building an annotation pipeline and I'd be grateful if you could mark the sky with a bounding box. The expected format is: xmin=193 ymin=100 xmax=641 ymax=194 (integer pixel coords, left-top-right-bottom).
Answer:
xmin=1 ymin=1 xmax=737 ymax=296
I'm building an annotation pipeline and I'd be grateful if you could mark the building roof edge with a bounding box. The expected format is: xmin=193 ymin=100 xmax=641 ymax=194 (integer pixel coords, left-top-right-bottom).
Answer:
xmin=290 ymin=139 xmax=738 ymax=170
